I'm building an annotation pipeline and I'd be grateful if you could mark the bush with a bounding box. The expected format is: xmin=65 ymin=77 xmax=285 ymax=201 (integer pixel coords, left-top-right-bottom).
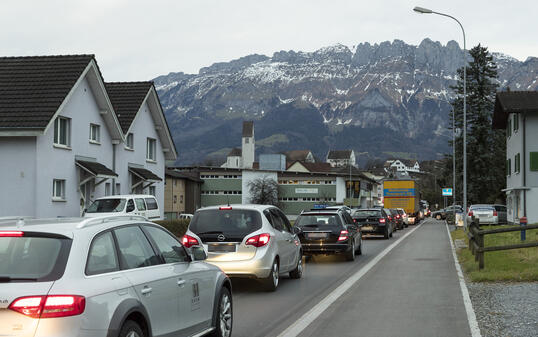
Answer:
xmin=155 ymin=219 xmax=190 ymax=237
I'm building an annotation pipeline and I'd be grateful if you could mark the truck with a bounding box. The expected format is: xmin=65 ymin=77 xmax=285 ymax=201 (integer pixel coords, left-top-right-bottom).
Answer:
xmin=383 ymin=180 xmax=422 ymax=224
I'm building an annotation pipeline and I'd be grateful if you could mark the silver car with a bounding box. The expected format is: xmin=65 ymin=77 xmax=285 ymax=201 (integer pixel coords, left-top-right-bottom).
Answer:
xmin=0 ymin=216 xmax=232 ymax=337
xmin=467 ymin=204 xmax=508 ymax=225
xmin=184 ymin=205 xmax=303 ymax=291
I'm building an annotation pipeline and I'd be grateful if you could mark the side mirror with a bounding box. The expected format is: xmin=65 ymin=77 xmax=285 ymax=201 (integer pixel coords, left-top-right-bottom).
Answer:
xmin=191 ymin=246 xmax=207 ymax=261
xmin=293 ymin=226 xmax=302 ymax=235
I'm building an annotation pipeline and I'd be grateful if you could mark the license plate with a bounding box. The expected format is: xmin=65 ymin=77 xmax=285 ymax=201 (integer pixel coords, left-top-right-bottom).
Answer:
xmin=362 ymin=226 xmax=374 ymax=231
xmin=307 ymin=232 xmax=328 ymax=239
xmin=208 ymin=244 xmax=236 ymax=253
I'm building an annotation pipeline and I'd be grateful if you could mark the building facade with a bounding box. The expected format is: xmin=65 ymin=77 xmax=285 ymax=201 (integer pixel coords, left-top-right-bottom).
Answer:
xmin=326 ymin=150 xmax=356 ymax=168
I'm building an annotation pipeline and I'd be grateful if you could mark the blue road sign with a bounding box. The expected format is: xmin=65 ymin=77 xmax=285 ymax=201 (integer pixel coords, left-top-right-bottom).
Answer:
xmin=442 ymin=188 xmax=453 ymax=197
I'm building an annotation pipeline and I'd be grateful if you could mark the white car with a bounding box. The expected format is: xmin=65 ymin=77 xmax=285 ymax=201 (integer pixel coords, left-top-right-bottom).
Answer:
xmin=0 ymin=215 xmax=232 ymax=337
xmin=184 ymin=204 xmax=303 ymax=291
xmin=84 ymin=194 xmax=161 ymax=221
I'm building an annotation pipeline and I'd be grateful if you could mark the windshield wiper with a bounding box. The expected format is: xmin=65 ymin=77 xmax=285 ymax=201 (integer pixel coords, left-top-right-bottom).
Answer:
xmin=0 ymin=276 xmax=39 ymax=282
xmin=196 ymin=231 xmax=224 ymax=235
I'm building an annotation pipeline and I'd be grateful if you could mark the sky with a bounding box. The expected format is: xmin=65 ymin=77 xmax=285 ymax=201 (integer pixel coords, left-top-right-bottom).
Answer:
xmin=1 ymin=0 xmax=536 ymax=82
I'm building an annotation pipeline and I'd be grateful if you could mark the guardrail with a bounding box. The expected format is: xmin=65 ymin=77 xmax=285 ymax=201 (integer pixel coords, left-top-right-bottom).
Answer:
xmin=467 ymin=218 xmax=538 ymax=270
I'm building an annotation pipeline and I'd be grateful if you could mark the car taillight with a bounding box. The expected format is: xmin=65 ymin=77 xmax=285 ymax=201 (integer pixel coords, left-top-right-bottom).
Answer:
xmin=182 ymin=234 xmax=199 ymax=248
xmin=379 ymin=218 xmax=386 ymax=223
xmin=493 ymin=211 xmax=498 ymax=217
xmin=219 ymin=206 xmax=232 ymax=210
xmin=0 ymin=231 xmax=24 ymax=237
xmin=245 ymin=233 xmax=271 ymax=247
xmin=388 ymin=216 xmax=392 ymax=221
xmin=9 ymin=295 xmax=85 ymax=319
xmin=468 ymin=211 xmax=473 ymax=217
xmin=353 ymin=219 xmax=357 ymax=223
xmin=338 ymin=230 xmax=349 ymax=241
xmin=396 ymin=215 xmax=400 ymax=219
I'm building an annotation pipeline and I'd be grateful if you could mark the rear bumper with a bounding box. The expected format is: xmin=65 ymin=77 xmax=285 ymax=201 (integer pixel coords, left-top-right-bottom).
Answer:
xmin=302 ymin=242 xmax=350 ymax=255
xmin=360 ymin=225 xmax=386 ymax=235
xmin=206 ymin=250 xmax=275 ymax=279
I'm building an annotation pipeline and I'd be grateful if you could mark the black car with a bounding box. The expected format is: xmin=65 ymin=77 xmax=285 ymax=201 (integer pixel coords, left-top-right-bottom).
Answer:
xmin=389 ymin=208 xmax=404 ymax=230
xmin=352 ymin=208 xmax=393 ymax=239
xmin=295 ymin=208 xmax=362 ymax=261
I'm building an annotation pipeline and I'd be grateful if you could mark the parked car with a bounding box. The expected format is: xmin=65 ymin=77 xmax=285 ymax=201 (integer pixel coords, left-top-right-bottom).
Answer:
xmin=432 ymin=205 xmax=463 ymax=220
xmin=0 ymin=215 xmax=232 ymax=337
xmin=467 ymin=204 xmax=507 ymax=225
xmin=84 ymin=194 xmax=161 ymax=220
xmin=295 ymin=208 xmax=362 ymax=261
xmin=389 ymin=209 xmax=404 ymax=230
xmin=183 ymin=204 xmax=303 ymax=291
xmin=396 ymin=208 xmax=409 ymax=227
xmin=352 ymin=208 xmax=393 ymax=239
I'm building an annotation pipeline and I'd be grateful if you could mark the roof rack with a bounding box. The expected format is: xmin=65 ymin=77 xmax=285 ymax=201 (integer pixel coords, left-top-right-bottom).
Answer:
xmin=76 ymin=215 xmax=147 ymax=229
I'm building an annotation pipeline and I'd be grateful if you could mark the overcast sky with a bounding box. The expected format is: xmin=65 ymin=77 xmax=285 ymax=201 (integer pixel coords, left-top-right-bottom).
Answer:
xmin=1 ymin=0 xmax=536 ymax=81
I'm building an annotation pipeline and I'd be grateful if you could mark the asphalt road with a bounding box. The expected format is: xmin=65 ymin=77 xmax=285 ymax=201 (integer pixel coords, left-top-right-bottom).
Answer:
xmin=230 ymin=218 xmax=472 ymax=337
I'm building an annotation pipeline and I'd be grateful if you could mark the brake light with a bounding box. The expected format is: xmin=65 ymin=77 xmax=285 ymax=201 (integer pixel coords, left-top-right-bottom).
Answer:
xmin=0 ymin=231 xmax=24 ymax=237
xmin=379 ymin=218 xmax=386 ymax=223
xmin=388 ymin=216 xmax=392 ymax=221
xmin=245 ymin=233 xmax=271 ymax=247
xmin=338 ymin=230 xmax=349 ymax=241
xmin=182 ymin=234 xmax=199 ymax=248
xmin=9 ymin=295 xmax=85 ymax=319
xmin=493 ymin=211 xmax=498 ymax=217
xmin=219 ymin=206 xmax=232 ymax=210
xmin=353 ymin=219 xmax=357 ymax=223
xmin=396 ymin=215 xmax=400 ymax=219
xmin=468 ymin=211 xmax=473 ymax=217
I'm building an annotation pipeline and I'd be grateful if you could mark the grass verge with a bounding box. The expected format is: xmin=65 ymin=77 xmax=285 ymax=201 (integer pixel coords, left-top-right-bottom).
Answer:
xmin=451 ymin=225 xmax=538 ymax=282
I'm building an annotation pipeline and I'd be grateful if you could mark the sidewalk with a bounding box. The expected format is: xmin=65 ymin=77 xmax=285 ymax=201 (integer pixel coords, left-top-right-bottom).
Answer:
xmin=299 ymin=219 xmax=473 ymax=337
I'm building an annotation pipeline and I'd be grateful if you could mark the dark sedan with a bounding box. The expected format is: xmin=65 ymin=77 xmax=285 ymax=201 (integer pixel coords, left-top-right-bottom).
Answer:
xmin=352 ymin=208 xmax=393 ymax=239
xmin=295 ymin=209 xmax=362 ymax=261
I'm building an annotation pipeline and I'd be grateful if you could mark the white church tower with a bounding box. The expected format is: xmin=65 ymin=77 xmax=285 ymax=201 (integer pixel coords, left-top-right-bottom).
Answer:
xmin=241 ymin=121 xmax=255 ymax=168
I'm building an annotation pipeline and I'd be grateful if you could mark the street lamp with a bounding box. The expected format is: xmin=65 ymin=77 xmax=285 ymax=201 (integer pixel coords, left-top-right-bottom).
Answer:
xmin=413 ymin=6 xmax=467 ymax=228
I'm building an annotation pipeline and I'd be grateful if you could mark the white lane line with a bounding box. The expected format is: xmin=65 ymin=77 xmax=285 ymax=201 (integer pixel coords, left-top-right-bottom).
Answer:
xmin=445 ymin=222 xmax=482 ymax=337
xmin=277 ymin=221 xmax=425 ymax=337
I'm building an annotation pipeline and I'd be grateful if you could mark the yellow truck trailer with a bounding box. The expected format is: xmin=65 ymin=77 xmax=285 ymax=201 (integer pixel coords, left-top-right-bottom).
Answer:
xmin=383 ymin=180 xmax=421 ymax=224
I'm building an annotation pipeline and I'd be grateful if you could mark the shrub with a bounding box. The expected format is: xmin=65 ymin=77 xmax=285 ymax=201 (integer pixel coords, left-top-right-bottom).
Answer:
xmin=155 ymin=219 xmax=190 ymax=237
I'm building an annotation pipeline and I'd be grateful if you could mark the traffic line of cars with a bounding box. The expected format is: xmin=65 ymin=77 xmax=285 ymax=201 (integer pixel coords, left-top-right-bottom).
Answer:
xmin=0 ymin=204 xmax=417 ymax=337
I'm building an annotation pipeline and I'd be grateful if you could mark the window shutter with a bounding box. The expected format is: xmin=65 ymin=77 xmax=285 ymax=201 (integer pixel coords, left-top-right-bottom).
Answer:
xmin=530 ymin=152 xmax=538 ymax=172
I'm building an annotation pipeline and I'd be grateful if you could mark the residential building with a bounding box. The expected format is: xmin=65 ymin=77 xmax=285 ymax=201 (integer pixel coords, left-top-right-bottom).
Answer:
xmin=492 ymin=91 xmax=538 ymax=224
xmin=284 ymin=150 xmax=315 ymax=164
xmin=384 ymin=159 xmax=420 ymax=174
xmin=164 ymin=169 xmax=202 ymax=219
xmin=326 ymin=150 xmax=356 ymax=168
xmin=0 ymin=55 xmax=176 ymax=218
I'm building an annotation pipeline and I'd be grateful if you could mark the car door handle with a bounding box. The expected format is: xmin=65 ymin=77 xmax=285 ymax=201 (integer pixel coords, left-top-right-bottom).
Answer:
xmin=141 ymin=287 xmax=152 ymax=295
xmin=177 ymin=279 xmax=186 ymax=287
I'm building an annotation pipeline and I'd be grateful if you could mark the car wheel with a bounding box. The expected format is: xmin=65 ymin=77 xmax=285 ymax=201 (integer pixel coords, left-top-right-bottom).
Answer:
xmin=209 ymin=287 xmax=233 ymax=337
xmin=119 ymin=320 xmax=145 ymax=337
xmin=389 ymin=227 xmax=393 ymax=238
xmin=346 ymin=241 xmax=356 ymax=261
xmin=356 ymin=239 xmax=363 ymax=255
xmin=262 ymin=259 xmax=279 ymax=291
xmin=289 ymin=255 xmax=303 ymax=279
xmin=384 ymin=227 xmax=389 ymax=239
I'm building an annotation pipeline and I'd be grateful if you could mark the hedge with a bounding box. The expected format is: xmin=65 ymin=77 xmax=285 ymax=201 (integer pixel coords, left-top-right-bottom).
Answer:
xmin=155 ymin=219 xmax=190 ymax=237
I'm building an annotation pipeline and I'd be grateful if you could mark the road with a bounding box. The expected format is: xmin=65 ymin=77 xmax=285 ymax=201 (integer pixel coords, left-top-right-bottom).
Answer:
xmin=230 ymin=218 xmax=473 ymax=337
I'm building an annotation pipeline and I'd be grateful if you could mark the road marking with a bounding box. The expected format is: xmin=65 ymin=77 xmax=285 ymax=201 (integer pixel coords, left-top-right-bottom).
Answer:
xmin=445 ymin=222 xmax=482 ymax=337
xmin=277 ymin=221 xmax=425 ymax=337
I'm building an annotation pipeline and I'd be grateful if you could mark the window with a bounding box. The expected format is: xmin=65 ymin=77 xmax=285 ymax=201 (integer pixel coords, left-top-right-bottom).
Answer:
xmin=86 ymin=232 xmax=119 ymax=275
xmin=105 ymin=183 xmax=111 ymax=196
xmin=145 ymin=197 xmax=158 ymax=210
xmin=173 ymin=195 xmax=177 ymax=204
xmin=530 ymin=152 xmax=538 ymax=171
xmin=149 ymin=186 xmax=156 ymax=196
xmin=146 ymin=138 xmax=157 ymax=161
xmin=180 ymin=195 xmax=183 ymax=204
xmin=143 ymin=226 xmax=189 ymax=263
xmin=135 ymin=198 xmax=146 ymax=211
xmin=126 ymin=133 xmax=134 ymax=149
xmin=53 ymin=116 xmax=71 ymax=146
xmin=245 ymin=138 xmax=249 ymax=144
xmin=513 ymin=115 xmax=519 ymax=132
xmin=507 ymin=158 xmax=511 ymax=176
xmin=89 ymin=124 xmax=100 ymax=143
xmin=52 ymin=179 xmax=65 ymax=200
xmin=114 ymin=226 xmax=160 ymax=269
xmin=515 ymin=153 xmax=521 ymax=174
xmin=115 ymin=183 xmax=121 ymax=195
xmin=269 ymin=209 xmax=285 ymax=231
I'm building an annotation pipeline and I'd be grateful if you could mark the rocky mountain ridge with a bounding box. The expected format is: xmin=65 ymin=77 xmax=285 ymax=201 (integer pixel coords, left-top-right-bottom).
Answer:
xmin=154 ymin=38 xmax=538 ymax=165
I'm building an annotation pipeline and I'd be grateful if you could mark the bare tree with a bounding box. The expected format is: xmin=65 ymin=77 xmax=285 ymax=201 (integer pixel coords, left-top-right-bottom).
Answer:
xmin=248 ymin=176 xmax=279 ymax=206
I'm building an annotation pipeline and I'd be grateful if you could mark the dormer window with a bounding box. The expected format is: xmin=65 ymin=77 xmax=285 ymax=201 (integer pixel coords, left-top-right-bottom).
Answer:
xmin=89 ymin=124 xmax=100 ymax=144
xmin=53 ymin=116 xmax=71 ymax=147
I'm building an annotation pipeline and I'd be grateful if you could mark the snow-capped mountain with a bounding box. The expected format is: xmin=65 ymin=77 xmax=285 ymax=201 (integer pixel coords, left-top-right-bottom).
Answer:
xmin=154 ymin=38 xmax=538 ymax=165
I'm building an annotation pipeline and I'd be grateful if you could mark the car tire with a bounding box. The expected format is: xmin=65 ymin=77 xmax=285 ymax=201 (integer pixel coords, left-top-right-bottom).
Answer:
xmin=289 ymin=255 xmax=303 ymax=279
xmin=346 ymin=241 xmax=356 ymax=261
xmin=384 ymin=227 xmax=390 ymax=239
xmin=209 ymin=287 xmax=233 ymax=337
xmin=262 ymin=259 xmax=279 ymax=292
xmin=119 ymin=320 xmax=145 ymax=337
xmin=356 ymin=239 xmax=363 ymax=255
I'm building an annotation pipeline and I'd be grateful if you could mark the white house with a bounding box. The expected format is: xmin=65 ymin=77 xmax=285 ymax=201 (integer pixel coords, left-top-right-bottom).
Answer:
xmin=492 ymin=91 xmax=538 ymax=224
xmin=0 ymin=55 xmax=177 ymax=218
xmin=326 ymin=150 xmax=356 ymax=168
xmin=384 ymin=159 xmax=420 ymax=174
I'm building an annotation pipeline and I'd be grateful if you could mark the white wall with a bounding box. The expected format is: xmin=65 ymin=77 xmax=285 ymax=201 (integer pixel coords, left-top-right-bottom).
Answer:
xmin=241 ymin=170 xmax=278 ymax=204
xmin=336 ymin=177 xmax=346 ymax=203
xmin=0 ymin=137 xmax=37 ymax=216
xmin=242 ymin=136 xmax=254 ymax=169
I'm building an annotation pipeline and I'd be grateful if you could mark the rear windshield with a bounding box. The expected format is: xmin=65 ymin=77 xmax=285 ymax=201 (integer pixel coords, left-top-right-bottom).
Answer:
xmin=296 ymin=214 xmax=343 ymax=227
xmin=353 ymin=210 xmax=381 ymax=218
xmin=189 ymin=209 xmax=262 ymax=236
xmin=86 ymin=199 xmax=126 ymax=213
xmin=0 ymin=235 xmax=71 ymax=282
xmin=470 ymin=205 xmax=493 ymax=211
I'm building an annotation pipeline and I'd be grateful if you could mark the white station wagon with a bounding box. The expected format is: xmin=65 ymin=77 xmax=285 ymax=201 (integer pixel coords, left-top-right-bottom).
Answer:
xmin=0 ymin=216 xmax=233 ymax=337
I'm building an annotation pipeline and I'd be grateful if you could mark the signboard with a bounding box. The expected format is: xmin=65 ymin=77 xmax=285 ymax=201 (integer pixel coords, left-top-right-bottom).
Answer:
xmin=295 ymin=188 xmax=318 ymax=194
xmin=313 ymin=204 xmax=328 ymax=209
xmin=442 ymin=188 xmax=453 ymax=197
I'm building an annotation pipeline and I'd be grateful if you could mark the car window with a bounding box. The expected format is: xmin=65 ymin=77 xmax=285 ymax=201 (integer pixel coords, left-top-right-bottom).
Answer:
xmin=126 ymin=199 xmax=135 ymax=212
xmin=86 ymin=199 xmax=126 ymax=213
xmin=145 ymin=198 xmax=158 ymax=210
xmin=86 ymin=231 xmax=119 ymax=275
xmin=274 ymin=209 xmax=292 ymax=232
xmin=353 ymin=210 xmax=381 ymax=218
xmin=114 ymin=226 xmax=160 ymax=269
xmin=189 ymin=209 xmax=263 ymax=237
xmin=143 ymin=226 xmax=189 ymax=263
xmin=296 ymin=213 xmax=344 ymax=227
xmin=270 ymin=209 xmax=285 ymax=231
xmin=135 ymin=198 xmax=146 ymax=211
xmin=342 ymin=212 xmax=354 ymax=224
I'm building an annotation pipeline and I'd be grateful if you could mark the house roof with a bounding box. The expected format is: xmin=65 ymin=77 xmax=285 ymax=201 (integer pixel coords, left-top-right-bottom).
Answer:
xmin=284 ymin=150 xmax=312 ymax=162
xmin=0 ymin=55 xmax=94 ymax=129
xmin=105 ymin=82 xmax=153 ymax=133
xmin=76 ymin=160 xmax=117 ymax=178
xmin=492 ymin=91 xmax=538 ymax=129
xmin=228 ymin=148 xmax=242 ymax=157
xmin=129 ymin=167 xmax=162 ymax=182
xmin=327 ymin=150 xmax=352 ymax=160
xmin=242 ymin=121 xmax=254 ymax=137
xmin=165 ymin=169 xmax=202 ymax=182
xmin=301 ymin=162 xmax=333 ymax=173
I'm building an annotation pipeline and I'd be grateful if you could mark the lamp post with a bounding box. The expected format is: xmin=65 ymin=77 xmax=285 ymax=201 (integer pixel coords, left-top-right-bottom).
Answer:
xmin=413 ymin=6 xmax=466 ymax=228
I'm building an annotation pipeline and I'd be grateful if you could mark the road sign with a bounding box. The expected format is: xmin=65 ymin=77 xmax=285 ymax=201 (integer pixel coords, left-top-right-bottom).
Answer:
xmin=442 ymin=188 xmax=453 ymax=197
